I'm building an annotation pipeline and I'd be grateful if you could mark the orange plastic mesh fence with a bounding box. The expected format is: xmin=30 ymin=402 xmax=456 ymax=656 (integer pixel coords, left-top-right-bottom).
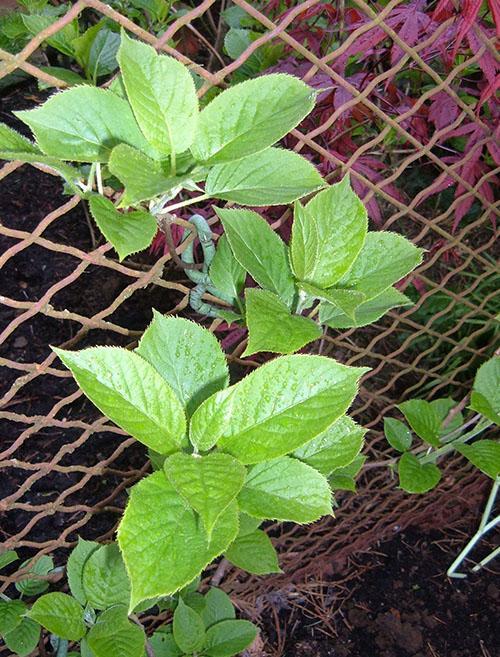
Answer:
xmin=0 ymin=0 xmax=498 ymax=651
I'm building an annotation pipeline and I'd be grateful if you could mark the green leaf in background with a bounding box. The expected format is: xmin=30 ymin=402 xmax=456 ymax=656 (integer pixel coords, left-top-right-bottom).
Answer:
xmin=117 ymin=472 xmax=238 ymax=609
xmin=54 ymin=347 xmax=186 ymax=455
xmin=337 ymin=232 xmax=423 ymax=301
xmin=0 ymin=549 xmax=18 ymax=571
xmin=15 ymin=87 xmax=155 ymax=162
xmin=38 ymin=66 xmax=88 ymax=89
xmin=201 ymin=589 xmax=235 ymax=629
xmin=430 ymin=397 xmax=463 ymax=436
xmin=384 ymin=417 xmax=412 ymax=452
xmin=238 ymin=456 xmax=332 ymax=523
xmin=293 ymin=415 xmax=366 ymax=475
xmin=398 ymin=453 xmax=441 ymax=494
xmin=82 ymin=543 xmax=130 ymax=610
xmin=457 ymin=440 xmax=500 ymax=479
xmin=67 ymin=538 xmax=100 ymax=606
xmin=243 ymin=288 xmax=321 ymax=356
xmin=329 ymin=454 xmax=366 ymax=492
xmin=206 ymin=147 xmax=325 ymax=205
xmin=88 ymin=195 xmax=157 ymax=261
xmin=209 ymin=235 xmax=246 ymax=302
xmin=118 ymin=31 xmax=198 ymax=156
xmin=3 ymin=617 xmax=40 ymax=657
xmin=72 ymin=23 xmax=120 ymax=82
xmin=470 ymin=356 xmax=500 ymax=425
xmin=204 ymin=619 xmax=258 ymax=657
xmin=191 ymin=73 xmax=315 ymax=164
xmin=149 ymin=628 xmax=183 ymax=657
xmin=173 ymin=598 xmax=205 ymax=654
xmin=295 ymin=177 xmax=368 ymax=288
xmin=190 ymin=354 xmax=367 ymax=461
xmin=224 ymin=28 xmax=283 ymax=83
xmin=135 ymin=313 xmax=229 ymax=417
xmin=164 ymin=452 xmax=246 ymax=539
xmin=397 ymin=399 xmax=441 ymax=447
xmin=0 ymin=600 xmax=26 ymax=635
xmin=86 ymin=605 xmax=145 ymax=657
xmin=0 ymin=122 xmax=40 ymax=155
xmin=299 ymin=283 xmax=365 ymax=320
xmin=216 ymin=208 xmax=295 ymax=306
xmin=225 ymin=529 xmax=281 ymax=575
xmin=109 ymin=144 xmax=185 ymax=207
xmin=15 ymin=555 xmax=54 ymax=596
xmin=320 ymin=287 xmax=412 ymax=328
xmin=29 ymin=593 xmax=85 ymax=641
xmin=22 ymin=13 xmax=78 ymax=56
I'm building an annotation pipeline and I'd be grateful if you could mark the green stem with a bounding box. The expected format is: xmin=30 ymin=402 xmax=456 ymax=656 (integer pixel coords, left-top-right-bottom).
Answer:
xmin=161 ymin=194 xmax=209 ymax=214
xmin=419 ymin=417 xmax=492 ymax=465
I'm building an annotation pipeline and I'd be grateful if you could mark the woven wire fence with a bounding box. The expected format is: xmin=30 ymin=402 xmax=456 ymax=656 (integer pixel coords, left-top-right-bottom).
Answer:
xmin=0 ymin=0 xmax=499 ymax=651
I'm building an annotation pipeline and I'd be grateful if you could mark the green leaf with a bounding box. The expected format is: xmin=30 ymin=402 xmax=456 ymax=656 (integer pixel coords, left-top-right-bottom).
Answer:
xmin=0 ymin=600 xmax=26 ymax=635
xmin=237 ymin=513 xmax=262 ymax=537
xmin=82 ymin=543 xmax=130 ymax=610
xmin=15 ymin=555 xmax=53 ymax=596
xmin=201 ymin=589 xmax=235 ymax=629
xmin=320 ymin=287 xmax=412 ymax=329
xmin=238 ymin=456 xmax=332 ymax=522
xmin=149 ymin=629 xmax=183 ymax=657
xmin=15 ymin=87 xmax=155 ymax=162
xmin=28 ymin=593 xmax=85 ymax=641
xmin=225 ymin=529 xmax=281 ymax=575
xmin=38 ymin=66 xmax=88 ymax=89
xmin=67 ymin=538 xmax=100 ymax=605
xmin=204 ymin=619 xmax=258 ymax=657
xmin=457 ymin=440 xmax=500 ymax=479
xmin=290 ymin=199 xmax=319 ymax=282
xmin=0 ymin=549 xmax=18 ymax=571
xmin=397 ymin=399 xmax=441 ymax=447
xmin=108 ymin=144 xmax=185 ymax=207
xmin=73 ymin=23 xmax=120 ymax=81
xmin=216 ymin=208 xmax=295 ymax=305
xmin=243 ymin=288 xmax=322 ymax=356
xmin=295 ymin=177 xmax=368 ymax=288
xmin=190 ymin=354 xmax=367 ymax=462
xmin=87 ymin=606 xmax=145 ymax=657
xmin=117 ymin=472 xmax=238 ymax=610
xmin=206 ymin=147 xmax=325 ymax=205
xmin=118 ymin=31 xmax=198 ymax=155
xmin=398 ymin=453 xmax=441 ymax=494
xmin=384 ymin=418 xmax=412 ymax=452
xmin=209 ymin=234 xmax=246 ymax=302
xmin=337 ymin=232 xmax=423 ymax=301
xmin=0 ymin=122 xmax=40 ymax=155
xmin=88 ymin=195 xmax=157 ymax=261
xmin=3 ymin=617 xmax=40 ymax=657
xmin=22 ymin=13 xmax=78 ymax=56
xmin=181 ymin=591 xmax=206 ymax=615
xmin=164 ymin=452 xmax=246 ymax=539
xmin=135 ymin=313 xmax=229 ymax=417
xmin=173 ymin=598 xmax=205 ymax=654
xmin=470 ymin=356 xmax=500 ymax=425
xmin=293 ymin=415 xmax=366 ymax=475
xmin=299 ymin=283 xmax=365 ymax=320
xmin=191 ymin=73 xmax=315 ymax=164
xmin=329 ymin=454 xmax=366 ymax=492
xmin=54 ymin=346 xmax=186 ymax=455
xmin=430 ymin=397 xmax=463 ymax=436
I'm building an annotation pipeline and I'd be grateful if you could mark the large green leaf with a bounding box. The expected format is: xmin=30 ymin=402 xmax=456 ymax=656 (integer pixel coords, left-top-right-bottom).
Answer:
xmin=82 ymin=543 xmax=130 ymax=610
xmin=470 ymin=356 xmax=500 ymax=425
xmin=293 ymin=415 xmax=365 ymax=475
xmin=0 ymin=122 xmax=40 ymax=155
xmin=216 ymin=208 xmax=295 ymax=305
xmin=319 ymin=287 xmax=412 ymax=328
xmin=206 ymin=147 xmax=325 ymax=205
xmin=0 ymin=600 xmax=26 ymax=636
xmin=28 ymin=593 xmax=85 ymax=641
xmin=3 ymin=618 xmax=40 ymax=657
xmin=54 ymin=347 xmax=186 ymax=454
xmin=86 ymin=606 xmax=145 ymax=657
xmin=135 ymin=313 xmax=229 ymax=417
xmin=293 ymin=177 xmax=368 ymax=288
xmin=88 ymin=195 xmax=157 ymax=261
xmin=243 ymin=288 xmax=321 ymax=356
xmin=398 ymin=453 xmax=441 ymax=494
xmin=204 ymin=620 xmax=258 ymax=657
xmin=164 ymin=452 xmax=246 ymax=538
xmin=238 ymin=456 xmax=332 ymax=523
xmin=173 ymin=598 xmax=205 ymax=654
xmin=457 ymin=440 xmax=500 ymax=479
xmin=191 ymin=73 xmax=315 ymax=163
xmin=225 ymin=529 xmax=281 ymax=575
xmin=397 ymin=399 xmax=441 ymax=447
xmin=108 ymin=144 xmax=186 ymax=207
xmin=15 ymin=87 xmax=155 ymax=162
xmin=337 ymin=232 xmax=423 ymax=301
xmin=118 ymin=31 xmax=198 ymax=156
xmin=67 ymin=538 xmax=100 ymax=605
xmin=149 ymin=629 xmax=183 ymax=657
xmin=209 ymin=234 xmax=246 ymax=302
xmin=190 ymin=354 xmax=367 ymax=463
xmin=117 ymin=472 xmax=238 ymax=609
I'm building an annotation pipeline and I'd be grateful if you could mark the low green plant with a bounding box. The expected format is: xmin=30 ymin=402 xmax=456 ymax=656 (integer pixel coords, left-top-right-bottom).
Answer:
xmin=0 ymin=540 xmax=257 ymax=657
xmin=383 ymin=355 xmax=500 ymax=494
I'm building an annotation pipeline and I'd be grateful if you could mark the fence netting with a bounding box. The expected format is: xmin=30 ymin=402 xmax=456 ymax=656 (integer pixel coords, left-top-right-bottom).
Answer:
xmin=0 ymin=0 xmax=498 ymax=652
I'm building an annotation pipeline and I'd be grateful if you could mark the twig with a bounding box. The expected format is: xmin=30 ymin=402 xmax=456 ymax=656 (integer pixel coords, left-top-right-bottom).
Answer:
xmin=159 ymin=216 xmax=202 ymax=271
xmin=211 ymin=558 xmax=230 ymax=586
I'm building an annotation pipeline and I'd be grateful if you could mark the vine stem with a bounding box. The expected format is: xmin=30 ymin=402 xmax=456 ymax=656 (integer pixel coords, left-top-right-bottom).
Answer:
xmin=419 ymin=417 xmax=491 ymax=464
xmin=161 ymin=193 xmax=209 ymax=214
